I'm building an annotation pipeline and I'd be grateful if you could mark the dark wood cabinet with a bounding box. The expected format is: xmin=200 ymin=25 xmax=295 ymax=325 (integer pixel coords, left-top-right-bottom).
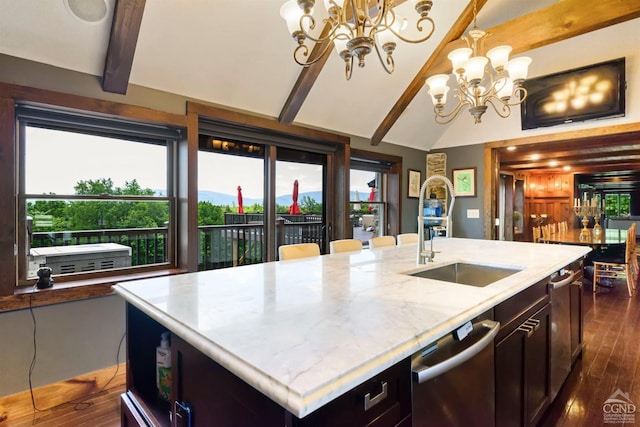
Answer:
xmin=495 ymin=278 xmax=552 ymax=427
xmin=172 ymin=332 xmax=411 ymax=427
xmin=123 ymin=303 xmax=411 ymax=427
xmin=496 ymin=304 xmax=551 ymax=427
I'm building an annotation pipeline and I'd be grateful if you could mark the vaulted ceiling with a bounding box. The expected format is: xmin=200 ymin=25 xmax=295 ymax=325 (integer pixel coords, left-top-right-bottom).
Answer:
xmin=0 ymin=0 xmax=639 ymax=155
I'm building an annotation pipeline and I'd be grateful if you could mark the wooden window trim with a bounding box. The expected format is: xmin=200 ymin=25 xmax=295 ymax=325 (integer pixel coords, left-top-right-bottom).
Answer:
xmin=350 ymin=149 xmax=402 ymax=237
xmin=0 ymin=83 xmax=189 ymax=309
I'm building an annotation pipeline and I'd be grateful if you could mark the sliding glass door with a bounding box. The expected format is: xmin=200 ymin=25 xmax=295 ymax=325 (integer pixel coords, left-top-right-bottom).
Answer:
xmin=198 ymin=136 xmax=328 ymax=269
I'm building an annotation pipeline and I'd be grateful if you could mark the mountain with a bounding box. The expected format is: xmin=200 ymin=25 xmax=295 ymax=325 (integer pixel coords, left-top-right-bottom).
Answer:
xmin=197 ymin=190 xmax=263 ymax=206
xmin=155 ymin=190 xmax=364 ymax=206
xmin=276 ymin=191 xmax=323 ymax=206
xmin=155 ymin=190 xmax=323 ymax=207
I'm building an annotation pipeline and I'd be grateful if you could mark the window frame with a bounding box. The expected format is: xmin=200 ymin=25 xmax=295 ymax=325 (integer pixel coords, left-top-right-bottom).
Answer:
xmin=0 ymin=88 xmax=348 ymax=312
xmin=350 ymin=149 xmax=402 ymax=240
xmin=15 ymin=108 xmax=181 ymax=287
xmin=0 ymin=90 xmax=189 ymax=309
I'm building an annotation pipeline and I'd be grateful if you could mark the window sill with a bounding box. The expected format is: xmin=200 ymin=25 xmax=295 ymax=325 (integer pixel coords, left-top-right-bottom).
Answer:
xmin=1 ymin=268 xmax=186 ymax=313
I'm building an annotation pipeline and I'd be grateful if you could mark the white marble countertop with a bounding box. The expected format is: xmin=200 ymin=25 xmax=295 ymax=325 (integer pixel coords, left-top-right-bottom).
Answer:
xmin=113 ymin=238 xmax=590 ymax=418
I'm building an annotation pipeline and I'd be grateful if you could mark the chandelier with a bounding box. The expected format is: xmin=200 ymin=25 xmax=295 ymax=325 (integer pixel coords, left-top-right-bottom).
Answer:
xmin=425 ymin=0 xmax=532 ymax=124
xmin=280 ymin=0 xmax=436 ymax=80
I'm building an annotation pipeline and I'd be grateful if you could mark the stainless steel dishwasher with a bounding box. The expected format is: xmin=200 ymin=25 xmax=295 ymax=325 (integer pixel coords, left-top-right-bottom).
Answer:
xmin=549 ymin=268 xmax=577 ymax=401
xmin=411 ymin=314 xmax=500 ymax=427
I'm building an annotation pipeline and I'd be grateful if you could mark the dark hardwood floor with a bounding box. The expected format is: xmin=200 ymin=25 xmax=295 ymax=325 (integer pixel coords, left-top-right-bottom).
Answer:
xmin=3 ymin=278 xmax=637 ymax=426
xmin=540 ymin=280 xmax=640 ymax=427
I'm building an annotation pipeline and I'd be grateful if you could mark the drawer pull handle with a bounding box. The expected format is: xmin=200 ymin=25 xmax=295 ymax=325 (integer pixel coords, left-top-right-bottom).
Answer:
xmin=518 ymin=318 xmax=540 ymax=337
xmin=364 ymin=381 xmax=388 ymax=411
xmin=517 ymin=323 xmax=534 ymax=337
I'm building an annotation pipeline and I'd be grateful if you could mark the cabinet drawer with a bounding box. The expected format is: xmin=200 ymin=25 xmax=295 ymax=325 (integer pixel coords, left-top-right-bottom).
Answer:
xmin=298 ymin=357 xmax=411 ymax=427
xmin=495 ymin=278 xmax=549 ymax=341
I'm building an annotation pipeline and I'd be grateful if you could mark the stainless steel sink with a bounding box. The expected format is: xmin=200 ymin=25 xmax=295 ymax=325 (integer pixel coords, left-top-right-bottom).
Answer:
xmin=408 ymin=262 xmax=522 ymax=287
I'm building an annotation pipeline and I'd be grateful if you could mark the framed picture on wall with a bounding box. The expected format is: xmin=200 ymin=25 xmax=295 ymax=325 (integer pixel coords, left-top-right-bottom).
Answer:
xmin=408 ymin=169 xmax=421 ymax=198
xmin=452 ymin=168 xmax=476 ymax=197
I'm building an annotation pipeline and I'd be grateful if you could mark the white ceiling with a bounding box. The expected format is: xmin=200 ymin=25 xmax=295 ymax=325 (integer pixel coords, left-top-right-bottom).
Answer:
xmin=0 ymin=0 xmax=636 ymax=152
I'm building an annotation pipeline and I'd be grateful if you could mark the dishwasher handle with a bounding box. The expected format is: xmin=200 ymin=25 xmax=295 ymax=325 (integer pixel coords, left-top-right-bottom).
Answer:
xmin=550 ymin=270 xmax=575 ymax=289
xmin=412 ymin=320 xmax=500 ymax=384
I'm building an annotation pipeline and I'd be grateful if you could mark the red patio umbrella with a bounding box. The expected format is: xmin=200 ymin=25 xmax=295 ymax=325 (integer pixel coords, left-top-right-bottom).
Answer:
xmin=368 ymin=186 xmax=375 ymax=213
xmin=289 ymin=180 xmax=301 ymax=215
xmin=237 ymin=186 xmax=244 ymax=213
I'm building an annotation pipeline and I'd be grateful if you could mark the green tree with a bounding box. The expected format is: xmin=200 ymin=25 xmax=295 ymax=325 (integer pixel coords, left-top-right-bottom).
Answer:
xmin=300 ymin=195 xmax=322 ymax=213
xmin=66 ymin=178 xmax=167 ymax=230
xmin=198 ymin=201 xmax=225 ymax=225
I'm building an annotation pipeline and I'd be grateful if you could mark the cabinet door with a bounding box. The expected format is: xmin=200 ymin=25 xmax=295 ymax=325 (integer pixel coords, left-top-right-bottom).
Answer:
xmin=524 ymin=304 xmax=551 ymax=427
xmin=496 ymin=304 xmax=551 ymax=427
xmin=172 ymin=335 xmax=284 ymax=427
xmin=496 ymin=324 xmax=526 ymax=427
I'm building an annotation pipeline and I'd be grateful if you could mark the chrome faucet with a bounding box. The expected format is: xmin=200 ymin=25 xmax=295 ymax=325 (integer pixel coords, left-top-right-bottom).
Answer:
xmin=416 ymin=175 xmax=455 ymax=265
xmin=420 ymin=229 xmax=437 ymax=263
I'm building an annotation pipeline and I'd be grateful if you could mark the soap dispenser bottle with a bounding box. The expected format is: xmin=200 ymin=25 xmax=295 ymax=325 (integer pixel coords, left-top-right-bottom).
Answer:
xmin=156 ymin=332 xmax=172 ymax=401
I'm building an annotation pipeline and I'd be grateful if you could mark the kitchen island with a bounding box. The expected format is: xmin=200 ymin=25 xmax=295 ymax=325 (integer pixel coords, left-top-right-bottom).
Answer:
xmin=114 ymin=238 xmax=590 ymax=426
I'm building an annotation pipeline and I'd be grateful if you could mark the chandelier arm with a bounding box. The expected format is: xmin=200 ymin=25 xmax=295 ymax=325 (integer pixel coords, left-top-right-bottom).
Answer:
xmin=373 ymin=41 xmax=394 ymax=74
xmin=434 ymin=99 xmax=471 ymax=124
xmin=293 ymin=40 xmax=337 ymax=67
xmin=502 ymin=86 xmax=529 ymax=106
xmin=344 ymin=55 xmax=354 ymax=80
xmin=484 ymin=97 xmax=512 ymax=118
xmin=389 ymin=17 xmax=436 ymax=44
xmin=455 ymin=83 xmax=479 ymax=107
xmin=299 ymin=17 xmax=343 ymax=44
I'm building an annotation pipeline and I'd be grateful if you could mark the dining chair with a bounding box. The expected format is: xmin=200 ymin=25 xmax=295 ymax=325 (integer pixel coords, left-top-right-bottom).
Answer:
xmin=592 ymin=225 xmax=638 ymax=297
xmin=532 ymin=226 xmax=541 ymax=243
xmin=278 ymin=243 xmax=321 ymax=261
xmin=329 ymin=239 xmax=363 ymax=254
xmin=369 ymin=235 xmax=396 ymax=249
xmin=558 ymin=221 xmax=568 ymax=233
xmin=550 ymin=223 xmax=557 ymax=234
xmin=396 ymin=233 xmax=419 ymax=246
xmin=541 ymin=224 xmax=551 ymax=241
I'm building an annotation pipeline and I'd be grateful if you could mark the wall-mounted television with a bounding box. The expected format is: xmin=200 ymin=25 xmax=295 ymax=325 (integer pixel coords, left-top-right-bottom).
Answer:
xmin=520 ymin=57 xmax=626 ymax=130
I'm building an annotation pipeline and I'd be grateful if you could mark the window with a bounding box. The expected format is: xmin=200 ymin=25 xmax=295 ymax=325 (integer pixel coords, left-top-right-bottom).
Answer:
xmin=197 ymin=132 xmax=330 ymax=267
xmin=17 ymin=107 xmax=180 ymax=285
xmin=350 ymin=149 xmax=401 ymax=246
xmin=604 ymin=193 xmax=631 ymax=217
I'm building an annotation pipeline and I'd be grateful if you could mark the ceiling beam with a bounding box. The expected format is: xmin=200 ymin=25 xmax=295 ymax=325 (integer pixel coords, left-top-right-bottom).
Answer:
xmin=370 ymin=0 xmax=487 ymax=145
xmin=371 ymin=0 xmax=640 ymax=146
xmin=102 ymin=0 xmax=146 ymax=94
xmin=278 ymin=23 xmax=334 ymax=124
xmin=278 ymin=0 xmax=409 ymax=125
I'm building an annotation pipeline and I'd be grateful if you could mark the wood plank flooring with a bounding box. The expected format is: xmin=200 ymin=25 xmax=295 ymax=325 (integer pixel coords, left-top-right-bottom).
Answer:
xmin=540 ymin=281 xmax=640 ymax=427
xmin=1 ymin=280 xmax=637 ymax=426
xmin=0 ymin=365 xmax=125 ymax=426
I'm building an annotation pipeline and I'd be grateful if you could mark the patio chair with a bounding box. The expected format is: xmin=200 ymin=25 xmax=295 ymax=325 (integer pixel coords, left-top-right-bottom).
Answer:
xmin=278 ymin=243 xmax=320 ymax=261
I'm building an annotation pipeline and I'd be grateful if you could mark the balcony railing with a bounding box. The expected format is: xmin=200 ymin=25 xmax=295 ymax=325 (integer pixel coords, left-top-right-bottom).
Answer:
xmin=30 ymin=217 xmax=324 ymax=273
xmin=31 ymin=227 xmax=168 ymax=266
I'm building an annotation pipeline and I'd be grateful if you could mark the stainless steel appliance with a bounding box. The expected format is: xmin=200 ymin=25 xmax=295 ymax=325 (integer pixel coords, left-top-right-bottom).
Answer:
xmin=549 ymin=268 xmax=577 ymax=401
xmin=411 ymin=314 xmax=499 ymax=427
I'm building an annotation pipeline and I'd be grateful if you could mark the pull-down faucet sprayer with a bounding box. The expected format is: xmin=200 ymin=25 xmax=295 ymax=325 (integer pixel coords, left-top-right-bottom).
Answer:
xmin=417 ymin=175 xmax=455 ymax=265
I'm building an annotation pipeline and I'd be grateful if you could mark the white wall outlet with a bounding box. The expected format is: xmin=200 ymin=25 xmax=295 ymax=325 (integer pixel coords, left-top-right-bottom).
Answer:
xmin=467 ymin=209 xmax=480 ymax=219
